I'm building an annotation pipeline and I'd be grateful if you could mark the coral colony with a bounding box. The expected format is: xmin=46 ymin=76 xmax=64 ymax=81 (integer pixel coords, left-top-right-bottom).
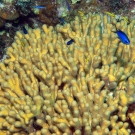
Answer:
xmin=1 ymin=0 xmax=135 ymax=134
xmin=1 ymin=12 xmax=135 ymax=134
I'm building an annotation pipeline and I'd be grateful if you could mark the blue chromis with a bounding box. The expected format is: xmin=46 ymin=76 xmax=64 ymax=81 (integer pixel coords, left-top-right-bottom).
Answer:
xmin=60 ymin=18 xmax=66 ymax=25
xmin=34 ymin=6 xmax=46 ymax=9
xmin=22 ymin=26 xmax=28 ymax=34
xmin=66 ymin=0 xmax=71 ymax=11
xmin=67 ymin=39 xmax=74 ymax=45
xmin=113 ymin=25 xmax=130 ymax=45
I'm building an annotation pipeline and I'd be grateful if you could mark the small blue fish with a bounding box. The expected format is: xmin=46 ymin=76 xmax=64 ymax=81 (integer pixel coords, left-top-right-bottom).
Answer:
xmin=113 ymin=25 xmax=130 ymax=45
xmin=66 ymin=0 xmax=71 ymax=11
xmin=22 ymin=26 xmax=28 ymax=34
xmin=60 ymin=18 xmax=66 ymax=25
xmin=34 ymin=5 xmax=46 ymax=9
xmin=67 ymin=39 xmax=74 ymax=45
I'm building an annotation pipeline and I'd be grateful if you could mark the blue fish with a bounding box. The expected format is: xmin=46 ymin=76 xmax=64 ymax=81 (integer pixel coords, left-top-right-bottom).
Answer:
xmin=60 ymin=18 xmax=66 ymax=25
xmin=66 ymin=0 xmax=71 ymax=11
xmin=34 ymin=6 xmax=46 ymax=9
xmin=22 ymin=26 xmax=28 ymax=34
xmin=113 ymin=25 xmax=130 ymax=45
xmin=67 ymin=39 xmax=74 ymax=45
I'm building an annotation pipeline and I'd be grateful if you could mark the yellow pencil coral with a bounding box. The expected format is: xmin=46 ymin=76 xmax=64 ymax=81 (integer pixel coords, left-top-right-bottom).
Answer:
xmin=0 ymin=12 xmax=135 ymax=134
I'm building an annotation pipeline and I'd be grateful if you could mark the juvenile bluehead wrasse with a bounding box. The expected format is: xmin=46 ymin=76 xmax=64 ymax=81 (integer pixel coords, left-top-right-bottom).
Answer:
xmin=22 ymin=26 xmax=28 ymax=34
xmin=78 ymin=10 xmax=85 ymax=17
xmin=67 ymin=39 xmax=74 ymax=45
xmin=105 ymin=12 xmax=115 ymax=17
xmin=113 ymin=25 xmax=130 ymax=45
xmin=34 ymin=6 xmax=46 ymax=9
xmin=106 ymin=12 xmax=130 ymax=24
xmin=122 ymin=16 xmax=129 ymax=24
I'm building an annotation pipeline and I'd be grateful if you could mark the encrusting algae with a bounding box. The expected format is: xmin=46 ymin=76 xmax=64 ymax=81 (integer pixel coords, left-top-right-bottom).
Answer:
xmin=1 ymin=12 xmax=135 ymax=134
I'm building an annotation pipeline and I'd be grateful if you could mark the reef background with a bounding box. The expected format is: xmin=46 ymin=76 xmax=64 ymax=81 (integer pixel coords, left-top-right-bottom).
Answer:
xmin=1 ymin=0 xmax=135 ymax=134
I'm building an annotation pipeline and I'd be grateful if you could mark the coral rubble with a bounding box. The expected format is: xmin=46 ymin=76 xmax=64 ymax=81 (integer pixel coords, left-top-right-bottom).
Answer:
xmin=0 ymin=12 xmax=135 ymax=134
